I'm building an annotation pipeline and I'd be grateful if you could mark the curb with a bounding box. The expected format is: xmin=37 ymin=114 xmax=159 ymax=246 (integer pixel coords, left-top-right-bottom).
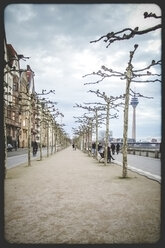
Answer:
xmin=114 ymin=160 xmax=161 ymax=183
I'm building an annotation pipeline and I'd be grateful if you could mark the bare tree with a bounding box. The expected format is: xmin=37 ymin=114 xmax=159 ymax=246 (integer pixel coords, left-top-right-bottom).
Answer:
xmin=73 ymin=113 xmax=95 ymax=156
xmin=82 ymin=9 xmax=161 ymax=176
xmin=87 ymin=90 xmax=124 ymax=165
xmin=28 ymin=90 xmax=56 ymax=164
xmin=74 ymin=103 xmax=105 ymax=158
xmin=83 ymin=44 xmax=161 ymax=176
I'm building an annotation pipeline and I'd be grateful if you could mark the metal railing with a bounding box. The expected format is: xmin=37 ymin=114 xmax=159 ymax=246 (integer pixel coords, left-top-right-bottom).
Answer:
xmin=127 ymin=148 xmax=161 ymax=159
xmin=119 ymin=142 xmax=161 ymax=159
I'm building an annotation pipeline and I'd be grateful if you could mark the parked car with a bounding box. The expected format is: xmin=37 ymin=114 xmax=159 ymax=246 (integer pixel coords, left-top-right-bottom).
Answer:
xmin=7 ymin=144 xmax=13 ymax=152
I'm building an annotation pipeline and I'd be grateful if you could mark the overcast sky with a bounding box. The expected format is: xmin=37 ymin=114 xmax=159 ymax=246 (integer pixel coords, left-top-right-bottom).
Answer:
xmin=4 ymin=3 xmax=161 ymax=141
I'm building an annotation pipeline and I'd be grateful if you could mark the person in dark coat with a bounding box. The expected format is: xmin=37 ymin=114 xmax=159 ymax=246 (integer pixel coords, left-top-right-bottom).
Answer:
xmin=33 ymin=141 xmax=38 ymax=156
xmin=72 ymin=144 xmax=75 ymax=150
xmin=92 ymin=142 xmax=96 ymax=155
xmin=107 ymin=146 xmax=115 ymax=163
xmin=111 ymin=143 xmax=115 ymax=155
xmin=98 ymin=143 xmax=102 ymax=152
xmin=116 ymin=143 xmax=120 ymax=154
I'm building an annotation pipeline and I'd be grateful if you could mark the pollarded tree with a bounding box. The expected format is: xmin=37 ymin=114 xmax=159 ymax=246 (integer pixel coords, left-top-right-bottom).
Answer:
xmin=74 ymin=103 xmax=107 ymax=159
xmin=85 ymin=90 xmax=125 ymax=165
xmin=85 ymin=10 xmax=161 ymax=177
xmin=83 ymin=44 xmax=161 ymax=177
xmin=78 ymin=104 xmax=106 ymax=159
xmin=73 ymin=113 xmax=95 ymax=156
xmin=72 ymin=126 xmax=84 ymax=150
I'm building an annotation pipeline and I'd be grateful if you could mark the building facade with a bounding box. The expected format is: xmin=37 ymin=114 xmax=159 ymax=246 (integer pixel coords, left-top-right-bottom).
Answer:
xmin=4 ymin=43 xmax=22 ymax=148
xmin=4 ymin=41 xmax=38 ymax=149
xmin=4 ymin=41 xmax=70 ymax=151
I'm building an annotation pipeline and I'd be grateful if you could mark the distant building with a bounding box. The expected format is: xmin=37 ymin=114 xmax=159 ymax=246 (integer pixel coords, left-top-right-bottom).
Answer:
xmin=151 ymin=138 xmax=158 ymax=143
xmin=115 ymin=138 xmax=135 ymax=143
xmin=99 ymin=129 xmax=113 ymax=143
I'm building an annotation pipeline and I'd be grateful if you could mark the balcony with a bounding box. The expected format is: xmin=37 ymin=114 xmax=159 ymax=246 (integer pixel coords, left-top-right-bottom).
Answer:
xmin=6 ymin=117 xmax=21 ymax=128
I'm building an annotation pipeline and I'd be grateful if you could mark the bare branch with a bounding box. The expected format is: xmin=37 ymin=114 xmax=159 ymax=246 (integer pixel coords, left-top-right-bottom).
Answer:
xmin=36 ymin=89 xmax=55 ymax=95
xmin=83 ymin=67 xmax=124 ymax=85
xmin=90 ymin=24 xmax=161 ymax=48
xmin=133 ymin=60 xmax=161 ymax=73
xmin=144 ymin=12 xmax=161 ymax=19
xmin=88 ymin=89 xmax=125 ymax=103
xmin=130 ymin=88 xmax=153 ymax=99
xmin=131 ymin=79 xmax=161 ymax=83
xmin=83 ymin=53 xmax=161 ymax=85
xmin=84 ymin=77 xmax=105 ymax=85
xmin=101 ymin=66 xmax=123 ymax=76
xmin=85 ymin=101 xmax=106 ymax=106
xmin=133 ymin=73 xmax=161 ymax=77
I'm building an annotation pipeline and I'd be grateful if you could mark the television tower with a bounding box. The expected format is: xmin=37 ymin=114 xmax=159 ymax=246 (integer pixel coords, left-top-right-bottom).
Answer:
xmin=130 ymin=93 xmax=139 ymax=142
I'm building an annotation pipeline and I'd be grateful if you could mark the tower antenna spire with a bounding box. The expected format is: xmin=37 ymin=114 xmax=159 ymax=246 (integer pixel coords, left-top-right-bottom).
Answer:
xmin=130 ymin=90 xmax=139 ymax=142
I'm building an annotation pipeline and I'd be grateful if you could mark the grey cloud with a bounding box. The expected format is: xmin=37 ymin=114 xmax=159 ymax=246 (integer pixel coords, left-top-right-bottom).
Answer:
xmin=4 ymin=3 xmax=161 ymax=139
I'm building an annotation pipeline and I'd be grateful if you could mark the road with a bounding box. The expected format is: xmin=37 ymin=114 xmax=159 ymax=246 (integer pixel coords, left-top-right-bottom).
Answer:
xmin=113 ymin=153 xmax=161 ymax=182
xmin=7 ymin=148 xmax=48 ymax=169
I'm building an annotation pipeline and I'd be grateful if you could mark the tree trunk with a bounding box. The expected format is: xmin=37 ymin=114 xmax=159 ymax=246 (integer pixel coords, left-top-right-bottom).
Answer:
xmin=28 ymin=106 xmax=31 ymax=166
xmin=90 ymin=121 xmax=93 ymax=156
xmin=28 ymin=98 xmax=31 ymax=166
xmin=4 ymin=103 xmax=7 ymax=178
xmin=95 ymin=109 xmax=98 ymax=159
xmin=53 ymin=126 xmax=55 ymax=153
xmin=54 ymin=126 xmax=57 ymax=153
xmin=104 ymin=102 xmax=110 ymax=166
xmin=51 ymin=122 xmax=53 ymax=155
xmin=87 ymin=128 xmax=90 ymax=156
xmin=47 ymin=123 xmax=49 ymax=157
xmin=85 ymin=130 xmax=87 ymax=152
xmin=40 ymin=120 xmax=43 ymax=161
xmin=122 ymin=77 xmax=131 ymax=177
xmin=82 ymin=132 xmax=85 ymax=152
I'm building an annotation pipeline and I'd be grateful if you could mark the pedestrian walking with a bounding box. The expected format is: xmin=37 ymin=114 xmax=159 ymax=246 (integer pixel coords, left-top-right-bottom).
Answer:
xmin=92 ymin=142 xmax=96 ymax=156
xmin=32 ymin=141 xmax=38 ymax=156
xmin=72 ymin=143 xmax=77 ymax=150
xmin=107 ymin=146 xmax=115 ymax=163
xmin=111 ymin=143 xmax=115 ymax=155
xmin=98 ymin=143 xmax=102 ymax=152
xmin=116 ymin=143 xmax=120 ymax=154
xmin=72 ymin=144 xmax=75 ymax=150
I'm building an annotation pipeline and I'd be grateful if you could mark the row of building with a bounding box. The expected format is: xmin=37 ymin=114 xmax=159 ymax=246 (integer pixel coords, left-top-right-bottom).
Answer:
xmin=4 ymin=39 xmax=69 ymax=150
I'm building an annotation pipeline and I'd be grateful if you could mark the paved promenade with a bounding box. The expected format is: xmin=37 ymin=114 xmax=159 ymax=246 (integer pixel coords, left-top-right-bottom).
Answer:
xmin=4 ymin=147 xmax=161 ymax=244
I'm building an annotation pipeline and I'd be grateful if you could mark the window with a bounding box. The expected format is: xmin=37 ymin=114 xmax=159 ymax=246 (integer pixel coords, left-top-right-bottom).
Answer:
xmin=13 ymin=82 xmax=18 ymax=91
xmin=12 ymin=111 xmax=15 ymax=121
xmin=13 ymin=76 xmax=19 ymax=91
xmin=23 ymin=120 xmax=25 ymax=126
xmin=7 ymin=109 xmax=11 ymax=119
